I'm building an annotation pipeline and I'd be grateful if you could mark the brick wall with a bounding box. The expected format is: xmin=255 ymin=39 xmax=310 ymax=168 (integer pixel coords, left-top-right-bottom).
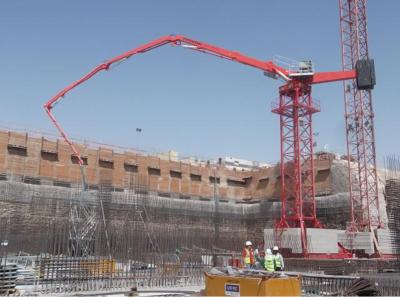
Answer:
xmin=0 ymin=129 xmax=335 ymax=201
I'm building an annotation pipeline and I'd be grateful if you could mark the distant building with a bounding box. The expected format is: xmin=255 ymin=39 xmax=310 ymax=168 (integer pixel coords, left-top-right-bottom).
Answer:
xmin=222 ymin=156 xmax=271 ymax=171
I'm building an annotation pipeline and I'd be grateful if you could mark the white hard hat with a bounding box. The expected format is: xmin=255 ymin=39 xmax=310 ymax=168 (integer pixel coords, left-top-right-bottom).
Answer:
xmin=266 ymin=248 xmax=272 ymax=255
xmin=245 ymin=241 xmax=252 ymax=246
xmin=273 ymin=246 xmax=279 ymax=251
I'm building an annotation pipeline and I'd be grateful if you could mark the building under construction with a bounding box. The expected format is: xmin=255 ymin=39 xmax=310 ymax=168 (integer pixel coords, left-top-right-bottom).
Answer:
xmin=0 ymin=128 xmax=352 ymax=253
xmin=1 ymin=0 xmax=400 ymax=295
xmin=0 ymin=127 xmax=400 ymax=295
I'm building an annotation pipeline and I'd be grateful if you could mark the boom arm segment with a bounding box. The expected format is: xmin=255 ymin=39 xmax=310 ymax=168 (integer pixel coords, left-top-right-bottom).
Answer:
xmin=44 ymin=35 xmax=290 ymax=111
xmin=43 ymin=34 xmax=292 ymax=166
xmin=312 ymin=70 xmax=356 ymax=84
xmin=44 ymin=34 xmax=357 ymax=167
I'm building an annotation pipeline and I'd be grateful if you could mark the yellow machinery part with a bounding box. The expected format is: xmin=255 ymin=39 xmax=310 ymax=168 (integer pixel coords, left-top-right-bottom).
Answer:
xmin=205 ymin=272 xmax=301 ymax=296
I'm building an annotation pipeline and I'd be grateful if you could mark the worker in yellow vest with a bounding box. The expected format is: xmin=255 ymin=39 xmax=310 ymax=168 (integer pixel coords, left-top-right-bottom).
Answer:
xmin=264 ymin=248 xmax=275 ymax=272
xmin=272 ymin=246 xmax=284 ymax=271
xmin=241 ymin=241 xmax=255 ymax=269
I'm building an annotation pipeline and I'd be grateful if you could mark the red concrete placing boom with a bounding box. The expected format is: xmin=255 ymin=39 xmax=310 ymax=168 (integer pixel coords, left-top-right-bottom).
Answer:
xmin=44 ymin=34 xmax=374 ymax=255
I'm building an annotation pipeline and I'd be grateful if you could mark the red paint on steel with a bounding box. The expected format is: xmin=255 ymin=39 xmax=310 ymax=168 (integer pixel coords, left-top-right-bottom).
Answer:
xmin=339 ymin=0 xmax=382 ymax=241
xmin=272 ymin=79 xmax=323 ymax=255
xmin=44 ymin=34 xmax=357 ymax=255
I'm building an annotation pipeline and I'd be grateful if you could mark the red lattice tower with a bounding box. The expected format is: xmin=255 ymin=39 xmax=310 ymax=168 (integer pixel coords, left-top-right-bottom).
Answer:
xmin=272 ymin=79 xmax=323 ymax=254
xmin=339 ymin=0 xmax=382 ymax=232
xmin=44 ymin=34 xmax=357 ymax=256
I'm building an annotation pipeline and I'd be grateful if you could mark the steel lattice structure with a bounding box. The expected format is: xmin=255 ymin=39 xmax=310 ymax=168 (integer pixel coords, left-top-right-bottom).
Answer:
xmin=272 ymin=80 xmax=323 ymax=254
xmin=69 ymin=196 xmax=98 ymax=257
xmin=339 ymin=0 xmax=381 ymax=233
xmin=44 ymin=35 xmax=357 ymax=255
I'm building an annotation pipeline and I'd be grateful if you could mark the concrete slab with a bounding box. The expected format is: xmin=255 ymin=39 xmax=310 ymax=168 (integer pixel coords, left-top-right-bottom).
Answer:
xmin=338 ymin=232 xmax=375 ymax=254
xmin=376 ymin=229 xmax=395 ymax=254
xmin=307 ymin=228 xmax=345 ymax=254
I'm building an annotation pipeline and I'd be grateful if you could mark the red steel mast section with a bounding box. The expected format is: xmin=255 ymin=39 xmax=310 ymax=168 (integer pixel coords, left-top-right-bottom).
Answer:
xmin=339 ymin=0 xmax=381 ymax=234
xmin=272 ymin=78 xmax=323 ymax=254
xmin=44 ymin=35 xmax=356 ymax=254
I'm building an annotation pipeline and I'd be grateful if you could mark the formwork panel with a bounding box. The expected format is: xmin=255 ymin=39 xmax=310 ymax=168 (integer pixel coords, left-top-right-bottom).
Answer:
xmin=338 ymin=232 xmax=375 ymax=254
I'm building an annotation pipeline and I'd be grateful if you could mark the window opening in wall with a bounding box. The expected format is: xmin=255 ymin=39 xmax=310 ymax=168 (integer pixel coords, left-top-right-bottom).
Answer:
xmin=88 ymin=184 xmax=99 ymax=190
xmin=257 ymin=177 xmax=270 ymax=190
xmin=124 ymin=163 xmax=138 ymax=173
xmin=41 ymin=151 xmax=59 ymax=162
xmin=148 ymin=167 xmax=161 ymax=176
xmin=71 ymin=155 xmax=88 ymax=165
xmin=99 ymin=159 xmax=114 ymax=169
xmin=227 ymin=178 xmax=246 ymax=187
xmin=159 ymin=191 xmax=171 ymax=198
xmin=190 ymin=174 xmax=201 ymax=182
xmin=53 ymin=181 xmax=71 ymax=188
xmin=316 ymin=168 xmax=330 ymax=182
xmin=170 ymin=170 xmax=182 ymax=178
xmin=209 ymin=176 xmax=220 ymax=184
xmin=7 ymin=144 xmax=27 ymax=156
xmin=23 ymin=176 xmax=41 ymax=185
xmin=243 ymin=176 xmax=252 ymax=186
xmin=179 ymin=194 xmax=191 ymax=200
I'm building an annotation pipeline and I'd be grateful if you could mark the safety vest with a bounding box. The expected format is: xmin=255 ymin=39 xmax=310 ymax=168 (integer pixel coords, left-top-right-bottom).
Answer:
xmin=243 ymin=248 xmax=254 ymax=265
xmin=273 ymin=254 xmax=282 ymax=269
xmin=264 ymin=255 xmax=274 ymax=272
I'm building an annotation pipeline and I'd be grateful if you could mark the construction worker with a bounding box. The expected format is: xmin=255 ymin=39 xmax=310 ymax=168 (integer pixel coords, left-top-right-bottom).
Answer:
xmin=254 ymin=243 xmax=266 ymax=269
xmin=264 ymin=248 xmax=275 ymax=272
xmin=242 ymin=241 xmax=255 ymax=269
xmin=272 ymin=246 xmax=284 ymax=271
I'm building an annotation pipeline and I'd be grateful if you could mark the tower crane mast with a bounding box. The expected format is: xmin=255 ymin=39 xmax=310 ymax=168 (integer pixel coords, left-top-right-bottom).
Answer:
xmin=339 ymin=0 xmax=381 ymax=237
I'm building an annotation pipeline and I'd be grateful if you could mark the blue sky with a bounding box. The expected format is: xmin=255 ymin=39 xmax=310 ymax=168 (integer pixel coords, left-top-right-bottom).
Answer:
xmin=0 ymin=1 xmax=398 ymax=164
